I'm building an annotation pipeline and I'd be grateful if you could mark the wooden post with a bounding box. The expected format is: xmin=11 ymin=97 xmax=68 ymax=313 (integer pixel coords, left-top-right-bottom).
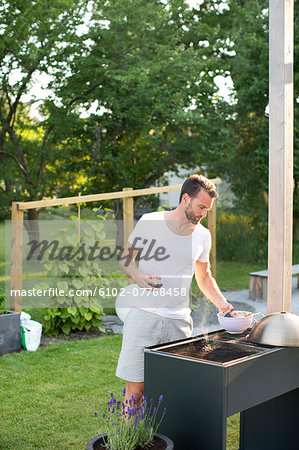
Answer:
xmin=10 ymin=202 xmax=24 ymax=312
xmin=123 ymin=188 xmax=134 ymax=245
xmin=208 ymin=200 xmax=217 ymax=278
xmin=16 ymin=180 xmax=221 ymax=211
xmin=268 ymin=0 xmax=293 ymax=313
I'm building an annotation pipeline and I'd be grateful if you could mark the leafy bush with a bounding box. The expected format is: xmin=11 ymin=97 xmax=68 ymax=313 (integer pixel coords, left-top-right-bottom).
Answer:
xmin=39 ymin=213 xmax=127 ymax=336
xmin=293 ymin=238 xmax=299 ymax=264
xmin=0 ymin=288 xmax=7 ymax=315
xmin=216 ymin=211 xmax=268 ymax=265
xmin=42 ymin=308 xmax=103 ymax=336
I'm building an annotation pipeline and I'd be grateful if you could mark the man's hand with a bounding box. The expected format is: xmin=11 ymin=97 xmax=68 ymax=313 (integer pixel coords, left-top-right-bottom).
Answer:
xmin=119 ymin=243 xmax=162 ymax=289
xmin=218 ymin=300 xmax=234 ymax=315
xmin=195 ymin=261 xmax=235 ymax=314
xmin=134 ymin=274 xmax=162 ymax=289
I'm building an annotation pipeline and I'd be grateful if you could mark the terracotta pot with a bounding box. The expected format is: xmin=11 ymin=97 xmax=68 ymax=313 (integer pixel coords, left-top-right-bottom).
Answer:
xmin=86 ymin=432 xmax=174 ymax=450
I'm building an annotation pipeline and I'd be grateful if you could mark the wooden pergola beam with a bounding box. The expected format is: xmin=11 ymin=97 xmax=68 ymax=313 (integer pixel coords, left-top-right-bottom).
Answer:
xmin=15 ymin=178 xmax=221 ymax=211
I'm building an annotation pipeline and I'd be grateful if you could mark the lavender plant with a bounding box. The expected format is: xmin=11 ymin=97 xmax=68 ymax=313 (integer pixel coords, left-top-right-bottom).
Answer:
xmin=94 ymin=388 xmax=167 ymax=450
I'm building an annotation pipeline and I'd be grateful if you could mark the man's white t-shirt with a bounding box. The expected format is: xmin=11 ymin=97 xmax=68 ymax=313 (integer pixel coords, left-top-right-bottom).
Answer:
xmin=126 ymin=211 xmax=211 ymax=319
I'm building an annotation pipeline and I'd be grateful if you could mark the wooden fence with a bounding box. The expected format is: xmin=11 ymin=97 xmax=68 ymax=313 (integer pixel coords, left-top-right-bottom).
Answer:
xmin=10 ymin=178 xmax=221 ymax=311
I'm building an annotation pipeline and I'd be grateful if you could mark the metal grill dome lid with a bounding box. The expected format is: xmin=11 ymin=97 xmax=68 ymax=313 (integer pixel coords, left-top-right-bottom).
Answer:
xmin=248 ymin=312 xmax=299 ymax=347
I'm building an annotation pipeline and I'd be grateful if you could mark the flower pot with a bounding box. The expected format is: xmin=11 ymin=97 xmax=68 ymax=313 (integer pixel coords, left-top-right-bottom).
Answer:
xmin=0 ymin=311 xmax=21 ymax=355
xmin=86 ymin=432 xmax=174 ymax=450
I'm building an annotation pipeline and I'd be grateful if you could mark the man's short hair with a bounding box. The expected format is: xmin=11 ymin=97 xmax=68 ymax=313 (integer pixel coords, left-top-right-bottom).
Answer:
xmin=179 ymin=174 xmax=218 ymax=203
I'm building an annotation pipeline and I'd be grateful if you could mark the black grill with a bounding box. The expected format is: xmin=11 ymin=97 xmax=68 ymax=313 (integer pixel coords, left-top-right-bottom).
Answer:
xmin=144 ymin=330 xmax=299 ymax=449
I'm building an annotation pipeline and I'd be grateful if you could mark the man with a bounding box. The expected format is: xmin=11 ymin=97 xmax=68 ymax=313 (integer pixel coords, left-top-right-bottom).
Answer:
xmin=116 ymin=174 xmax=234 ymax=405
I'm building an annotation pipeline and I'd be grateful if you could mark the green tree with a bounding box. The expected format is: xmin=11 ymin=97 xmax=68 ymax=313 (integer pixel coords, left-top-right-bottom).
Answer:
xmin=216 ymin=0 xmax=298 ymax=232
xmin=0 ymin=0 xmax=237 ymax=222
xmin=224 ymin=0 xmax=269 ymax=218
xmin=47 ymin=0 xmax=232 ymax=203
xmin=0 ymin=0 xmax=87 ymax=219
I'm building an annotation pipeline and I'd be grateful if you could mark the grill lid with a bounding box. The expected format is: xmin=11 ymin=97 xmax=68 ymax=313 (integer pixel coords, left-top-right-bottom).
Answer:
xmin=248 ymin=312 xmax=299 ymax=347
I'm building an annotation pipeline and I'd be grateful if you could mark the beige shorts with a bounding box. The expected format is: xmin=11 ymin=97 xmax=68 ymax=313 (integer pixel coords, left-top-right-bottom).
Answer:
xmin=116 ymin=308 xmax=193 ymax=383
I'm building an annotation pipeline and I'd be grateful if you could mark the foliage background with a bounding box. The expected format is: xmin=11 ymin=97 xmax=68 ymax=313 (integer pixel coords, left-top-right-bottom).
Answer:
xmin=0 ymin=0 xmax=298 ymax=331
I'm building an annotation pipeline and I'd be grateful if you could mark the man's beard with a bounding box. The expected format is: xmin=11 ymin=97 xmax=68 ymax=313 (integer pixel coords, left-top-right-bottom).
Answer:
xmin=184 ymin=203 xmax=202 ymax=225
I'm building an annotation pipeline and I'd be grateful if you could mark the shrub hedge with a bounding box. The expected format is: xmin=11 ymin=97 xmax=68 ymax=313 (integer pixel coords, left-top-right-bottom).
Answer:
xmin=216 ymin=211 xmax=268 ymax=265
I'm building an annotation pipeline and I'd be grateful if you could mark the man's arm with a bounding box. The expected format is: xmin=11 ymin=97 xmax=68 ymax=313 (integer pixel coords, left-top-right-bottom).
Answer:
xmin=194 ymin=260 xmax=234 ymax=314
xmin=119 ymin=241 xmax=162 ymax=289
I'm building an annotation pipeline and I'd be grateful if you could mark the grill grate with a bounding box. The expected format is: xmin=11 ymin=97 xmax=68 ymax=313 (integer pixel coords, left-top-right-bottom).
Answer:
xmin=163 ymin=338 xmax=261 ymax=363
xmin=152 ymin=331 xmax=276 ymax=364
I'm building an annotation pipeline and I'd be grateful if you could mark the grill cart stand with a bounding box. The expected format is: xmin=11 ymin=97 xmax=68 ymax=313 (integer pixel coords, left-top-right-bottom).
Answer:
xmin=144 ymin=331 xmax=299 ymax=450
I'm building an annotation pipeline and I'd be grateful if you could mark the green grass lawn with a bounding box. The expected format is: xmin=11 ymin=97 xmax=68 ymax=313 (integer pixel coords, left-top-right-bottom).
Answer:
xmin=0 ymin=336 xmax=240 ymax=450
xmin=214 ymin=261 xmax=264 ymax=291
xmin=0 ymin=336 xmax=124 ymax=449
xmin=190 ymin=260 xmax=264 ymax=300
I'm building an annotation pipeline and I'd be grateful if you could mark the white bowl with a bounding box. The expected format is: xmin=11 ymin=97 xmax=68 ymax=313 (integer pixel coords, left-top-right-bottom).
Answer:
xmin=217 ymin=310 xmax=253 ymax=334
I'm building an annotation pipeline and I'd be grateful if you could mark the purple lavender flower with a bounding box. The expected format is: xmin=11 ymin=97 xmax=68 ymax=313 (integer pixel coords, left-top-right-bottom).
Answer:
xmin=110 ymin=392 xmax=114 ymax=398
xmin=94 ymin=412 xmax=98 ymax=417
xmin=102 ymin=413 xmax=106 ymax=419
xmin=139 ymin=392 xmax=143 ymax=399
xmin=122 ymin=387 xmax=126 ymax=396
xmin=150 ymin=398 xmax=153 ymax=405
xmin=159 ymin=395 xmax=163 ymax=403
xmin=134 ymin=416 xmax=138 ymax=425
xmin=163 ymin=407 xmax=167 ymax=414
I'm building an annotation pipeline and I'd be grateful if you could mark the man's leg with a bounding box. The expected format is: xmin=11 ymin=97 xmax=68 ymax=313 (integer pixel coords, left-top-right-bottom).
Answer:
xmin=124 ymin=381 xmax=144 ymax=408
